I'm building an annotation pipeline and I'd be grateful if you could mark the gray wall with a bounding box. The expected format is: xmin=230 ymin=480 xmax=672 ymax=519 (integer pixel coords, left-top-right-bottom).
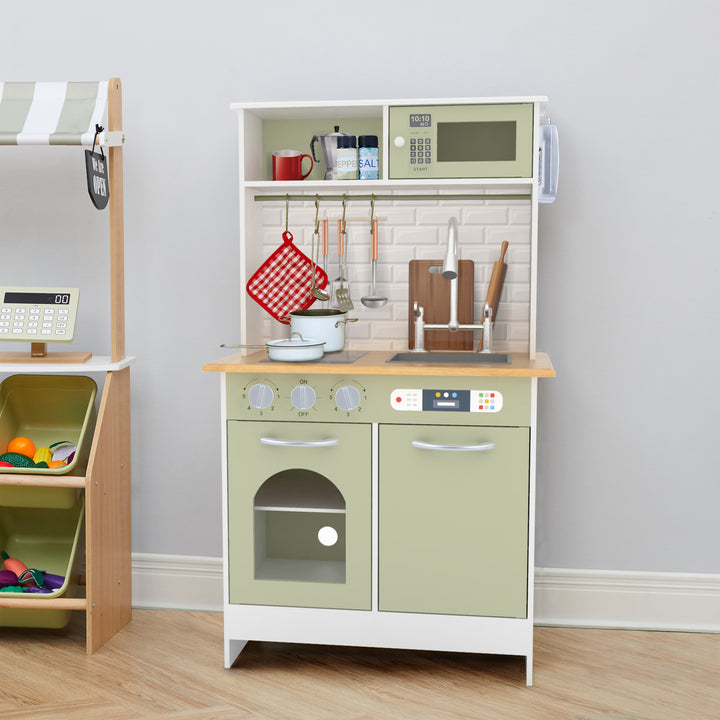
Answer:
xmin=1 ymin=1 xmax=718 ymax=573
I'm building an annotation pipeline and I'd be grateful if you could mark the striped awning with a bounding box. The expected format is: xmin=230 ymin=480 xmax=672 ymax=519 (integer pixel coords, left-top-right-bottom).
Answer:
xmin=0 ymin=81 xmax=108 ymax=146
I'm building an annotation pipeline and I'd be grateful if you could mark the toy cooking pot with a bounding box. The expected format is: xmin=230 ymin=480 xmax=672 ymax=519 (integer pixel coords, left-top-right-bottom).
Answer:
xmin=221 ymin=333 xmax=326 ymax=362
xmin=280 ymin=309 xmax=358 ymax=353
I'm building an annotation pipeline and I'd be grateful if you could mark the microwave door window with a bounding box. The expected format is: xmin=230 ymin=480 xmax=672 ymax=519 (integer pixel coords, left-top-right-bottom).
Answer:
xmin=437 ymin=121 xmax=517 ymax=162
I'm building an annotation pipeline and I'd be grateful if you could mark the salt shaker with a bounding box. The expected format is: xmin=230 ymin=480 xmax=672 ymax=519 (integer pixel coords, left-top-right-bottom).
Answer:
xmin=358 ymin=135 xmax=379 ymax=180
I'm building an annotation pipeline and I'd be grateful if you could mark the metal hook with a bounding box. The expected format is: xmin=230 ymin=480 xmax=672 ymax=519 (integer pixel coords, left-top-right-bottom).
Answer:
xmin=370 ymin=193 xmax=375 ymax=233
xmin=341 ymin=193 xmax=347 ymax=235
xmin=285 ymin=194 xmax=290 ymax=232
xmin=314 ymin=194 xmax=320 ymax=235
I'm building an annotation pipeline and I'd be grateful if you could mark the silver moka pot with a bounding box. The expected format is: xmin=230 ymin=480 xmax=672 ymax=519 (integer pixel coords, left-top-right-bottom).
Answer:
xmin=310 ymin=125 xmax=350 ymax=180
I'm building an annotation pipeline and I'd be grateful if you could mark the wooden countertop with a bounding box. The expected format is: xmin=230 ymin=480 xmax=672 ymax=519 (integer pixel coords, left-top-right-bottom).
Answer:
xmin=202 ymin=350 xmax=555 ymax=378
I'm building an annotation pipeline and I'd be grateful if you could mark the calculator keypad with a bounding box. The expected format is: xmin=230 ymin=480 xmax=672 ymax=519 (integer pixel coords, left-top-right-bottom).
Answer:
xmin=0 ymin=304 xmax=74 ymax=340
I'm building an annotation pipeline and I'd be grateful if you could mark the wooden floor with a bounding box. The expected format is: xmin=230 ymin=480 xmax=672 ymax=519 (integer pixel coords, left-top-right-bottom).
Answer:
xmin=0 ymin=610 xmax=718 ymax=719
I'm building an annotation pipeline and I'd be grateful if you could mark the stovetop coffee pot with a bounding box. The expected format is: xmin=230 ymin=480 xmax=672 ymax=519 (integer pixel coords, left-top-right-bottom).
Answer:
xmin=310 ymin=125 xmax=350 ymax=180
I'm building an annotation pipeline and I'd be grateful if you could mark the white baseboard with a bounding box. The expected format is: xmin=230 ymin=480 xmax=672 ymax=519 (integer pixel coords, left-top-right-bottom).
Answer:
xmin=131 ymin=553 xmax=223 ymax=612
xmin=534 ymin=567 xmax=720 ymax=633
xmin=131 ymin=555 xmax=720 ymax=633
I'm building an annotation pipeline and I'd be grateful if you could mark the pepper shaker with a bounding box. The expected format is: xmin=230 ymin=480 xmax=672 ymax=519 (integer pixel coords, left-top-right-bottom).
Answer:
xmin=336 ymin=135 xmax=358 ymax=180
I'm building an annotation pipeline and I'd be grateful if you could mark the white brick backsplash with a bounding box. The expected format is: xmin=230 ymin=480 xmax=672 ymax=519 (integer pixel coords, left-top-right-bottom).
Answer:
xmin=463 ymin=206 xmax=510 ymax=225
xmin=509 ymin=206 xmax=532 ymax=224
xmin=255 ymin=198 xmax=532 ymax=352
xmin=393 ymin=226 xmax=440 ymax=245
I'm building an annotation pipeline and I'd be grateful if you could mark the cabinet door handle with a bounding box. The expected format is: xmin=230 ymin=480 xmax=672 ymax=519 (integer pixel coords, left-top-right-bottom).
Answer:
xmin=260 ymin=437 xmax=339 ymax=448
xmin=411 ymin=440 xmax=496 ymax=452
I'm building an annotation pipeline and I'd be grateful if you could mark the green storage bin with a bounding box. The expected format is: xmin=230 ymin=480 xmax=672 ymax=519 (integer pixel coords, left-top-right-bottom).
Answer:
xmin=0 ymin=375 xmax=96 ymax=508
xmin=0 ymin=495 xmax=84 ymax=628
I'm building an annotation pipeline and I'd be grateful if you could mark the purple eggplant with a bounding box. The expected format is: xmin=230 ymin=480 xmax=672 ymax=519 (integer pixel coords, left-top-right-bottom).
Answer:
xmin=24 ymin=586 xmax=53 ymax=593
xmin=42 ymin=572 xmax=66 ymax=590
xmin=0 ymin=569 xmax=18 ymax=588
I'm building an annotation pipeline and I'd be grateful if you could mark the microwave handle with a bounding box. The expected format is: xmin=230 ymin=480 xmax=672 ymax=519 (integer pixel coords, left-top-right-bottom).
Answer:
xmin=538 ymin=118 xmax=559 ymax=203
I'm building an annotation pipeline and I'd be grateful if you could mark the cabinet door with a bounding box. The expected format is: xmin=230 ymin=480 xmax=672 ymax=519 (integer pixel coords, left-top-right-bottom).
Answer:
xmin=379 ymin=424 xmax=529 ymax=618
xmin=227 ymin=420 xmax=371 ymax=610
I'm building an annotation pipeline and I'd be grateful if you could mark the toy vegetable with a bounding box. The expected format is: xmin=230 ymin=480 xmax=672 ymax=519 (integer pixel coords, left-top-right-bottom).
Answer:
xmin=2 ymin=550 xmax=28 ymax=578
xmin=0 ymin=569 xmax=18 ymax=588
xmin=43 ymin=572 xmax=65 ymax=590
xmin=32 ymin=446 xmax=53 ymax=465
xmin=17 ymin=568 xmax=44 ymax=588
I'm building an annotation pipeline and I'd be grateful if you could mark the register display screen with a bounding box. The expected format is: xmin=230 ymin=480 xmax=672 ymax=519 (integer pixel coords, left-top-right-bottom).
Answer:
xmin=4 ymin=291 xmax=71 ymax=304
xmin=437 ymin=121 xmax=517 ymax=162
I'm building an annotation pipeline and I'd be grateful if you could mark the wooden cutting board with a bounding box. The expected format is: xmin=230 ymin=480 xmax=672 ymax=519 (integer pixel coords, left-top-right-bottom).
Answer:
xmin=408 ymin=260 xmax=474 ymax=350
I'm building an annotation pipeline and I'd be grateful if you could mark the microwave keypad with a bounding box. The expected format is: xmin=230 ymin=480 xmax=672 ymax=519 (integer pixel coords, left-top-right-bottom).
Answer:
xmin=410 ymin=138 xmax=432 ymax=165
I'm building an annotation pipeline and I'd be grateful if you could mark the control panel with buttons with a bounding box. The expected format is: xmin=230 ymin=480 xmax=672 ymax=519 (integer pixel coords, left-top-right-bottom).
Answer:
xmin=391 ymin=388 xmax=503 ymax=413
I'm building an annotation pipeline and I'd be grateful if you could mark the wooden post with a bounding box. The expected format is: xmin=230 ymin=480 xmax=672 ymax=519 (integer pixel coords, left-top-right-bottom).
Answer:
xmin=107 ymin=78 xmax=125 ymax=363
xmin=85 ymin=368 xmax=132 ymax=653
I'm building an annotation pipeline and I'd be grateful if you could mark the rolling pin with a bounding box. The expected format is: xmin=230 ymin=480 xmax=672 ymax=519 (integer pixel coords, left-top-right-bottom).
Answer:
xmin=477 ymin=240 xmax=508 ymax=351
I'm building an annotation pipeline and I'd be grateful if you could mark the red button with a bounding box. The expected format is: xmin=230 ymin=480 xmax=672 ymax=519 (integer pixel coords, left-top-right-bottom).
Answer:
xmin=395 ymin=396 xmax=402 ymax=403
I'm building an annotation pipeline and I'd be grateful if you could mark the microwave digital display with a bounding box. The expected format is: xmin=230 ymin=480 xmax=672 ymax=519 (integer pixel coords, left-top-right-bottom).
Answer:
xmin=409 ymin=114 xmax=432 ymax=128
xmin=436 ymin=121 xmax=517 ymax=163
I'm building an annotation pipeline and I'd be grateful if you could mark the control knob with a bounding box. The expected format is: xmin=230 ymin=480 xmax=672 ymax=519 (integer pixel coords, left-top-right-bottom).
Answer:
xmin=290 ymin=384 xmax=316 ymax=410
xmin=335 ymin=385 xmax=361 ymax=412
xmin=247 ymin=383 xmax=274 ymax=410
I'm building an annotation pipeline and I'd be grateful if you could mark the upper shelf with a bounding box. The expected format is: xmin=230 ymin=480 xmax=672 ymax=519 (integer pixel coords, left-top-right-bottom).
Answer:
xmin=235 ymin=96 xmax=546 ymax=186
xmin=231 ymin=96 xmax=548 ymax=117
xmin=246 ymin=178 xmax=534 ymax=191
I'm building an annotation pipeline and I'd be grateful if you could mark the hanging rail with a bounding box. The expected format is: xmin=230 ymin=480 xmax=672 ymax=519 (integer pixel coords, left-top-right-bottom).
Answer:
xmin=254 ymin=192 xmax=531 ymax=203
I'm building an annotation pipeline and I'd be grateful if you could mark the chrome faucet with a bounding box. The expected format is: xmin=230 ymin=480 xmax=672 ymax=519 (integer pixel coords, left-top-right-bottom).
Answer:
xmin=412 ymin=217 xmax=487 ymax=352
xmin=481 ymin=302 xmax=493 ymax=353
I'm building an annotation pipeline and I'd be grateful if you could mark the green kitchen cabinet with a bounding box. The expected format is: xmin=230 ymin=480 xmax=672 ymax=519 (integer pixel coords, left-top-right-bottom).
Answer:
xmin=379 ymin=424 xmax=530 ymax=618
xmin=227 ymin=420 xmax=371 ymax=610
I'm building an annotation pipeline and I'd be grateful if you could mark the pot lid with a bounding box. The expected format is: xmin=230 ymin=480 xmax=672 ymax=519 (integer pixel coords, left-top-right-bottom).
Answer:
xmin=290 ymin=309 xmax=346 ymax=317
xmin=267 ymin=333 xmax=325 ymax=348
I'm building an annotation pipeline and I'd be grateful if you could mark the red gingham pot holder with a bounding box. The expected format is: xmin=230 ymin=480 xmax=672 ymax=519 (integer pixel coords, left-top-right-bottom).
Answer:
xmin=246 ymin=231 xmax=329 ymax=324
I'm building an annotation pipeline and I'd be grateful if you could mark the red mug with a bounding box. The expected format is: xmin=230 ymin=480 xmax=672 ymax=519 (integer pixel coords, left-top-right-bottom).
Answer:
xmin=272 ymin=150 xmax=313 ymax=181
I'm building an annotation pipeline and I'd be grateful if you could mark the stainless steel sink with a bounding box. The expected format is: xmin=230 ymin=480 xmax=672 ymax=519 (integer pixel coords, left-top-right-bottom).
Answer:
xmin=386 ymin=352 xmax=511 ymax=364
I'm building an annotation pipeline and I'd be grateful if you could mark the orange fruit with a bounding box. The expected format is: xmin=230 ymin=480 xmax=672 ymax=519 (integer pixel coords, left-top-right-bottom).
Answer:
xmin=49 ymin=460 xmax=67 ymax=469
xmin=7 ymin=436 xmax=36 ymax=458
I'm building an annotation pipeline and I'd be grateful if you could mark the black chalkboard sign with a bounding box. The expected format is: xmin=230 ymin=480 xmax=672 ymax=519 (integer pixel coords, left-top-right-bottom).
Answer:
xmin=85 ymin=125 xmax=109 ymax=210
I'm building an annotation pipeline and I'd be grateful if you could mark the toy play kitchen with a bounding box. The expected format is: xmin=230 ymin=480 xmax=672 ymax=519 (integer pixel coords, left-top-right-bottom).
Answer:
xmin=204 ymin=96 xmax=558 ymax=685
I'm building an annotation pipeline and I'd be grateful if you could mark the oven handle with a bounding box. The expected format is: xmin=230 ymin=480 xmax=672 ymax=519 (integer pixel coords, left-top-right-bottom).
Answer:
xmin=260 ymin=437 xmax=339 ymax=448
xmin=411 ymin=440 xmax=495 ymax=452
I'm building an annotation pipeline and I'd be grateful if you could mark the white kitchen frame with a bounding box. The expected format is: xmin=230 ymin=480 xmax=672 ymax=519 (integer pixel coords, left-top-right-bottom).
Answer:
xmin=233 ymin=97 xmax=546 ymax=359
xmin=219 ymin=97 xmax=550 ymax=685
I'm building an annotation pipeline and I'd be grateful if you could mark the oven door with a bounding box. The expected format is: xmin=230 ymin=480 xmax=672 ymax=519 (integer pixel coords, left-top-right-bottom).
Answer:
xmin=227 ymin=420 xmax=371 ymax=610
